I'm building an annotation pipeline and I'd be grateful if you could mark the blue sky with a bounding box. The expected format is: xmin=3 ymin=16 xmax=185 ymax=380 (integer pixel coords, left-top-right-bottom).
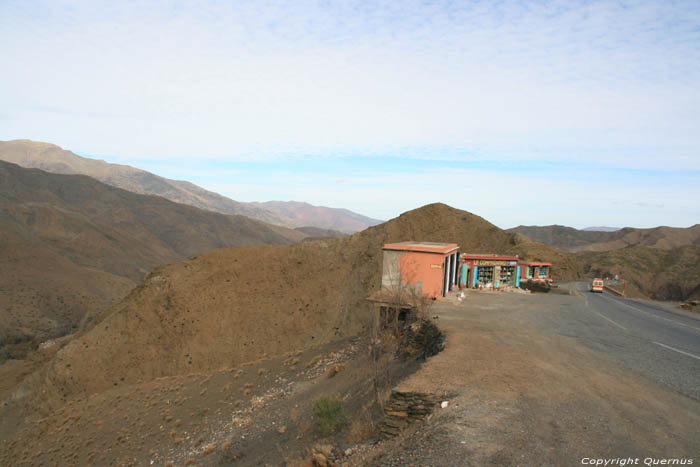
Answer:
xmin=1 ymin=0 xmax=699 ymax=228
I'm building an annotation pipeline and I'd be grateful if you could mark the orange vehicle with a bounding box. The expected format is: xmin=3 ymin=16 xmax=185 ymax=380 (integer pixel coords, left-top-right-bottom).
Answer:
xmin=590 ymin=278 xmax=604 ymax=293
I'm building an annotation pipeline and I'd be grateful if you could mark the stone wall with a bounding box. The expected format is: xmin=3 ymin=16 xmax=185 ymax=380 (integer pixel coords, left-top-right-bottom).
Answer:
xmin=380 ymin=389 xmax=440 ymax=439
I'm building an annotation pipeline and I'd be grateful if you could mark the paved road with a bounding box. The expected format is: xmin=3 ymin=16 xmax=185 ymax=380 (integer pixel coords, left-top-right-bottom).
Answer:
xmin=533 ymin=283 xmax=700 ymax=400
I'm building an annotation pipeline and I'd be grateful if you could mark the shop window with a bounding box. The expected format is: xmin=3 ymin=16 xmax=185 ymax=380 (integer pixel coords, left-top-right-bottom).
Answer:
xmin=539 ymin=267 xmax=548 ymax=278
xmin=477 ymin=266 xmax=493 ymax=284
xmin=501 ymin=266 xmax=515 ymax=284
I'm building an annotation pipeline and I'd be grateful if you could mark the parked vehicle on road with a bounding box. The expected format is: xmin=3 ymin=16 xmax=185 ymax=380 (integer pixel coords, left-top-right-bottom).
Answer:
xmin=590 ymin=278 xmax=604 ymax=293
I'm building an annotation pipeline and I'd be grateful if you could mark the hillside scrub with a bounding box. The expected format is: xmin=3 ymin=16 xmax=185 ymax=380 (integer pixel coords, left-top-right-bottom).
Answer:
xmin=313 ymin=394 xmax=348 ymax=435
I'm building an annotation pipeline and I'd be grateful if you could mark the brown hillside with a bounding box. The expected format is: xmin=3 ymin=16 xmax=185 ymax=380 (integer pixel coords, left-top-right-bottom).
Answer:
xmin=508 ymin=225 xmax=613 ymax=250
xmin=576 ymin=225 xmax=700 ymax=252
xmin=12 ymin=203 xmax=581 ymax=412
xmin=509 ymin=224 xmax=700 ymax=252
xmin=579 ymin=245 xmax=700 ymax=301
xmin=0 ymin=161 xmax=305 ymax=346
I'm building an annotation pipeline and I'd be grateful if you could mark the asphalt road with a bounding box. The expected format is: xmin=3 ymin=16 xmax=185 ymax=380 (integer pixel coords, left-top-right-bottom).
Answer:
xmin=532 ymin=283 xmax=700 ymax=400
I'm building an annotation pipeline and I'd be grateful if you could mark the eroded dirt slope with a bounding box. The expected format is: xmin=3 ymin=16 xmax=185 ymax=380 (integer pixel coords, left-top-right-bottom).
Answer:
xmin=0 ymin=160 xmax=305 ymax=346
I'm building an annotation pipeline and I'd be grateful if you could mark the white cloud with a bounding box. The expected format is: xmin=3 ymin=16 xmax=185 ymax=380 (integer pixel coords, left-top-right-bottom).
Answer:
xmin=1 ymin=0 xmax=699 ymax=168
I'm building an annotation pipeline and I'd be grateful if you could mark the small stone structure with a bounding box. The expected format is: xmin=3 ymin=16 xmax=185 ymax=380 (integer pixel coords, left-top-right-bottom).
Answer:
xmin=380 ymin=389 xmax=441 ymax=439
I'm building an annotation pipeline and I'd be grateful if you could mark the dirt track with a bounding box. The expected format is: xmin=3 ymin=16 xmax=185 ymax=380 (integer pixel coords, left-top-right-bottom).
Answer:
xmin=364 ymin=289 xmax=700 ymax=466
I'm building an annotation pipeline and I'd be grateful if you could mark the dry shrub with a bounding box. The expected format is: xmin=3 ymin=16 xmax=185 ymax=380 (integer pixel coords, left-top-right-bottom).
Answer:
xmin=257 ymin=368 xmax=267 ymax=376
xmin=184 ymin=458 xmax=195 ymax=466
xmin=285 ymin=459 xmax=313 ymax=467
xmin=298 ymin=419 xmax=312 ymax=438
xmin=289 ymin=407 xmax=300 ymax=422
xmin=306 ymin=355 xmax=323 ymax=368
xmin=200 ymin=442 xmax=217 ymax=456
xmin=221 ymin=439 xmax=232 ymax=451
xmin=326 ymin=364 xmax=345 ymax=378
xmin=312 ymin=394 xmax=348 ymax=435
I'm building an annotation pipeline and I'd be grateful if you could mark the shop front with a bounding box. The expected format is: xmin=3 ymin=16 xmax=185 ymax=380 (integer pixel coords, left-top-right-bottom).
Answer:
xmin=519 ymin=262 xmax=552 ymax=282
xmin=460 ymin=255 xmax=521 ymax=289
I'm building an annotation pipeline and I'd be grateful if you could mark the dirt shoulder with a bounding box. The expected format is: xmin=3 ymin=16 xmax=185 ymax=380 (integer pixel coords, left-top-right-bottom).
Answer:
xmin=363 ymin=290 xmax=700 ymax=466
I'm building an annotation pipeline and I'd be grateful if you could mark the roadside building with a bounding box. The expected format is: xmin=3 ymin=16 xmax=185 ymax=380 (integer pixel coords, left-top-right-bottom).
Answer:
xmin=519 ymin=262 xmax=552 ymax=282
xmin=459 ymin=254 xmax=521 ymax=289
xmin=381 ymin=242 xmax=460 ymax=299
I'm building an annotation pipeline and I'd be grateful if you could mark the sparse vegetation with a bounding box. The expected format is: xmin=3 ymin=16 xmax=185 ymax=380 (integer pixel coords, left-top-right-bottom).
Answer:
xmin=306 ymin=354 xmax=323 ymax=368
xmin=312 ymin=394 xmax=348 ymax=435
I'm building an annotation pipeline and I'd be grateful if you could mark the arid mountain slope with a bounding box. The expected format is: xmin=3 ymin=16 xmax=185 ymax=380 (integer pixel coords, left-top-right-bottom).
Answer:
xmin=0 ymin=161 xmax=305 ymax=345
xmin=0 ymin=140 xmax=380 ymax=231
xmin=12 ymin=203 xmax=581 ymax=410
xmin=509 ymin=224 xmax=700 ymax=252
xmin=578 ymin=225 xmax=700 ymax=252
xmin=511 ymin=224 xmax=700 ymax=300
xmin=295 ymin=226 xmax=348 ymax=239
xmin=251 ymin=201 xmax=383 ymax=233
xmin=579 ymin=245 xmax=700 ymax=301
xmin=508 ymin=225 xmax=613 ymax=250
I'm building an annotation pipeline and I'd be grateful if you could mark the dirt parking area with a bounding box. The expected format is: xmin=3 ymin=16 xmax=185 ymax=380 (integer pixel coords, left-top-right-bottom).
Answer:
xmin=361 ymin=289 xmax=700 ymax=466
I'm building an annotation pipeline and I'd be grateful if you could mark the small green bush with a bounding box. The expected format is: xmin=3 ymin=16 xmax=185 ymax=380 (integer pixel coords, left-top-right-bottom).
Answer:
xmin=312 ymin=394 xmax=348 ymax=435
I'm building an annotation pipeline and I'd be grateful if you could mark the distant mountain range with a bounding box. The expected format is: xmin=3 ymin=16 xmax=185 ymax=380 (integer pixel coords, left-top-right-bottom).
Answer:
xmin=582 ymin=226 xmax=620 ymax=232
xmin=0 ymin=140 xmax=382 ymax=233
xmin=252 ymin=201 xmax=383 ymax=233
xmin=508 ymin=224 xmax=700 ymax=252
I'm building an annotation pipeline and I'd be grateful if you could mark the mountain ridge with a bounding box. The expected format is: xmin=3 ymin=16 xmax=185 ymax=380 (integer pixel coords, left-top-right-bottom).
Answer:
xmin=0 ymin=140 xmax=380 ymax=232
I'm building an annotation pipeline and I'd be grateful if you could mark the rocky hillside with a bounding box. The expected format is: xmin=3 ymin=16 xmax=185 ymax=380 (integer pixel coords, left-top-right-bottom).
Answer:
xmin=7 ymin=203 xmax=581 ymax=413
xmin=0 ymin=161 xmax=305 ymax=347
xmin=251 ymin=201 xmax=383 ymax=233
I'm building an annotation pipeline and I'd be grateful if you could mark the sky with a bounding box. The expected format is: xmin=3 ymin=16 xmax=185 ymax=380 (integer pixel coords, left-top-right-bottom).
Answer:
xmin=1 ymin=0 xmax=699 ymax=228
